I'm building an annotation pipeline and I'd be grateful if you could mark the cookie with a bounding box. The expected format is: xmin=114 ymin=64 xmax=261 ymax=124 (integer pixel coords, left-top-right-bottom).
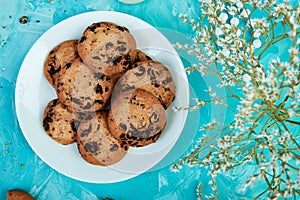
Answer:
xmin=56 ymin=58 xmax=114 ymax=112
xmin=113 ymin=60 xmax=176 ymax=109
xmin=76 ymin=111 xmax=128 ymax=166
xmin=108 ymin=89 xmax=167 ymax=147
xmin=7 ymin=190 xmax=35 ymax=200
xmin=44 ymin=40 xmax=79 ymax=88
xmin=108 ymin=49 xmax=152 ymax=81
xmin=42 ymin=99 xmax=77 ymax=145
xmin=77 ymin=22 xmax=136 ymax=75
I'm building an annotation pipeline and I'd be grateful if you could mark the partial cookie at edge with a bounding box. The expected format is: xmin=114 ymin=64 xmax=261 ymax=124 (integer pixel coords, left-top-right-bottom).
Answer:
xmin=42 ymin=99 xmax=77 ymax=145
xmin=44 ymin=40 xmax=79 ymax=88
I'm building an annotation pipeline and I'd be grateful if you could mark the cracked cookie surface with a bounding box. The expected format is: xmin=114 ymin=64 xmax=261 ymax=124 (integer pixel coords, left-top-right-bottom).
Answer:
xmin=77 ymin=22 xmax=136 ymax=75
xmin=108 ymin=89 xmax=167 ymax=147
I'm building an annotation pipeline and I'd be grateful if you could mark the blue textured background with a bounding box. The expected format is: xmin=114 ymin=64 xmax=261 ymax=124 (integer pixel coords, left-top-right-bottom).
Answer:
xmin=2 ymin=0 xmax=292 ymax=199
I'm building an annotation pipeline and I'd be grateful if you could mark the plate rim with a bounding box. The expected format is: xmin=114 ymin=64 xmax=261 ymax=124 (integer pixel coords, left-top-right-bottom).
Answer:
xmin=15 ymin=10 xmax=189 ymax=183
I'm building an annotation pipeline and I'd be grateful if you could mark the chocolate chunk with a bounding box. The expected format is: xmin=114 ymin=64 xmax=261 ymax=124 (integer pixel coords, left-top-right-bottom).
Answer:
xmin=105 ymin=42 xmax=113 ymax=49
xmin=109 ymin=144 xmax=118 ymax=152
xmin=119 ymin=123 xmax=127 ymax=131
xmin=79 ymin=36 xmax=87 ymax=43
xmin=65 ymin=63 xmax=72 ymax=69
xmin=80 ymin=124 xmax=92 ymax=137
xmin=117 ymin=40 xmax=126 ymax=45
xmin=95 ymin=84 xmax=103 ymax=94
xmin=116 ymin=45 xmax=127 ymax=52
xmin=134 ymin=66 xmax=145 ymax=76
xmin=92 ymin=56 xmax=101 ymax=60
xmin=19 ymin=16 xmax=28 ymax=24
xmin=85 ymin=142 xmax=98 ymax=154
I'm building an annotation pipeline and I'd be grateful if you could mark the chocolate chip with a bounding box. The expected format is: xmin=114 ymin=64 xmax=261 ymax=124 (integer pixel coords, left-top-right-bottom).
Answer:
xmin=19 ymin=16 xmax=28 ymax=24
xmin=71 ymin=120 xmax=79 ymax=132
xmin=116 ymin=45 xmax=127 ymax=52
xmin=109 ymin=144 xmax=118 ymax=152
xmin=116 ymin=25 xmax=125 ymax=32
xmin=88 ymin=23 xmax=98 ymax=32
xmin=95 ymin=100 xmax=104 ymax=105
xmin=71 ymin=97 xmax=82 ymax=105
xmin=95 ymin=84 xmax=103 ymax=94
xmin=112 ymin=56 xmax=123 ymax=65
xmin=43 ymin=120 xmax=50 ymax=131
xmin=162 ymin=76 xmax=172 ymax=85
xmin=94 ymin=73 xmax=104 ymax=79
xmin=85 ymin=142 xmax=98 ymax=154
xmin=105 ymin=42 xmax=113 ymax=49
xmin=117 ymin=40 xmax=126 ymax=45
xmin=65 ymin=63 xmax=72 ymax=69
xmin=80 ymin=124 xmax=92 ymax=137
xmin=119 ymin=123 xmax=127 ymax=131
xmin=134 ymin=66 xmax=145 ymax=76
xmin=92 ymin=56 xmax=101 ymax=60
xmin=79 ymin=36 xmax=86 ymax=43
xmin=83 ymin=102 xmax=92 ymax=109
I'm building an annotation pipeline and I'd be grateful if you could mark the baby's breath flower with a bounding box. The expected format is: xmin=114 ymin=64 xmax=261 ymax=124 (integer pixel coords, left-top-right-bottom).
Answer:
xmin=173 ymin=1 xmax=300 ymax=199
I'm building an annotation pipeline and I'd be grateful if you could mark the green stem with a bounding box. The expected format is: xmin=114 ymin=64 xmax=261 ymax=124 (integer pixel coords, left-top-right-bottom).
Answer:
xmin=286 ymin=120 xmax=300 ymax=125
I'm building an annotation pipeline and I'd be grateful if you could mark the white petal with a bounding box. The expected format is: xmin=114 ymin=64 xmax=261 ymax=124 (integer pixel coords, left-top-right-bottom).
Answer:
xmin=219 ymin=13 xmax=228 ymax=23
xmin=253 ymin=39 xmax=262 ymax=48
xmin=215 ymin=27 xmax=223 ymax=36
xmin=230 ymin=17 xmax=239 ymax=26
xmin=243 ymin=74 xmax=251 ymax=82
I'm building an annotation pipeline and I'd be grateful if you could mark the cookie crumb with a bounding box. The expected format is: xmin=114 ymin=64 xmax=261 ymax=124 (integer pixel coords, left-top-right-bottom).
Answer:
xmin=19 ymin=16 xmax=28 ymax=24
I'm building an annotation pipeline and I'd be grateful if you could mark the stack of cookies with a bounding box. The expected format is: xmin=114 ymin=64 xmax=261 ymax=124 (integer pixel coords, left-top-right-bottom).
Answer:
xmin=42 ymin=21 xmax=176 ymax=166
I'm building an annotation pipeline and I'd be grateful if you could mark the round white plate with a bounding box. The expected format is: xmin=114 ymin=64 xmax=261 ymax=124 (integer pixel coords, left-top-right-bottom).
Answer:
xmin=15 ymin=11 xmax=189 ymax=183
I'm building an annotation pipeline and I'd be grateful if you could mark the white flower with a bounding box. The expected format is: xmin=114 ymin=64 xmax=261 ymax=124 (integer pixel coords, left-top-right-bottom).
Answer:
xmin=235 ymin=0 xmax=243 ymax=9
xmin=253 ymin=29 xmax=262 ymax=37
xmin=219 ymin=13 xmax=228 ymax=23
xmin=230 ymin=17 xmax=239 ymax=26
xmin=243 ymin=74 xmax=251 ymax=83
xmin=287 ymin=109 xmax=295 ymax=117
xmin=240 ymin=9 xmax=250 ymax=18
xmin=281 ymin=153 xmax=292 ymax=162
xmin=253 ymin=39 xmax=262 ymax=48
xmin=227 ymin=6 xmax=237 ymax=16
xmin=215 ymin=27 xmax=223 ymax=36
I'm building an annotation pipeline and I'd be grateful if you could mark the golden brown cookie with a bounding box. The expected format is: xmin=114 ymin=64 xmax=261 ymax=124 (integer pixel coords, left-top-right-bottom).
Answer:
xmin=44 ymin=40 xmax=79 ymax=88
xmin=7 ymin=190 xmax=35 ymax=200
xmin=108 ymin=89 xmax=167 ymax=147
xmin=76 ymin=111 xmax=128 ymax=166
xmin=77 ymin=22 xmax=136 ymax=75
xmin=42 ymin=99 xmax=77 ymax=145
xmin=108 ymin=49 xmax=152 ymax=81
xmin=55 ymin=58 xmax=114 ymax=112
xmin=113 ymin=60 xmax=176 ymax=109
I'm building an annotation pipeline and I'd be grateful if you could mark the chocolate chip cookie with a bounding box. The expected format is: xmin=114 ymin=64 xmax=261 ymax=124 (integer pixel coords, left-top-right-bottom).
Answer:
xmin=113 ymin=60 xmax=176 ymax=109
xmin=42 ymin=99 xmax=77 ymax=145
xmin=55 ymin=58 xmax=114 ymax=112
xmin=77 ymin=111 xmax=128 ymax=166
xmin=108 ymin=89 xmax=167 ymax=147
xmin=44 ymin=40 xmax=79 ymax=88
xmin=7 ymin=190 xmax=35 ymax=200
xmin=77 ymin=22 xmax=136 ymax=75
xmin=108 ymin=49 xmax=152 ymax=81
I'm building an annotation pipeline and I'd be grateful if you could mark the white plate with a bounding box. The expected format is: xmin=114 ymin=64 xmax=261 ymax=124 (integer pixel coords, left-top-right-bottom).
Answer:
xmin=15 ymin=11 xmax=189 ymax=183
